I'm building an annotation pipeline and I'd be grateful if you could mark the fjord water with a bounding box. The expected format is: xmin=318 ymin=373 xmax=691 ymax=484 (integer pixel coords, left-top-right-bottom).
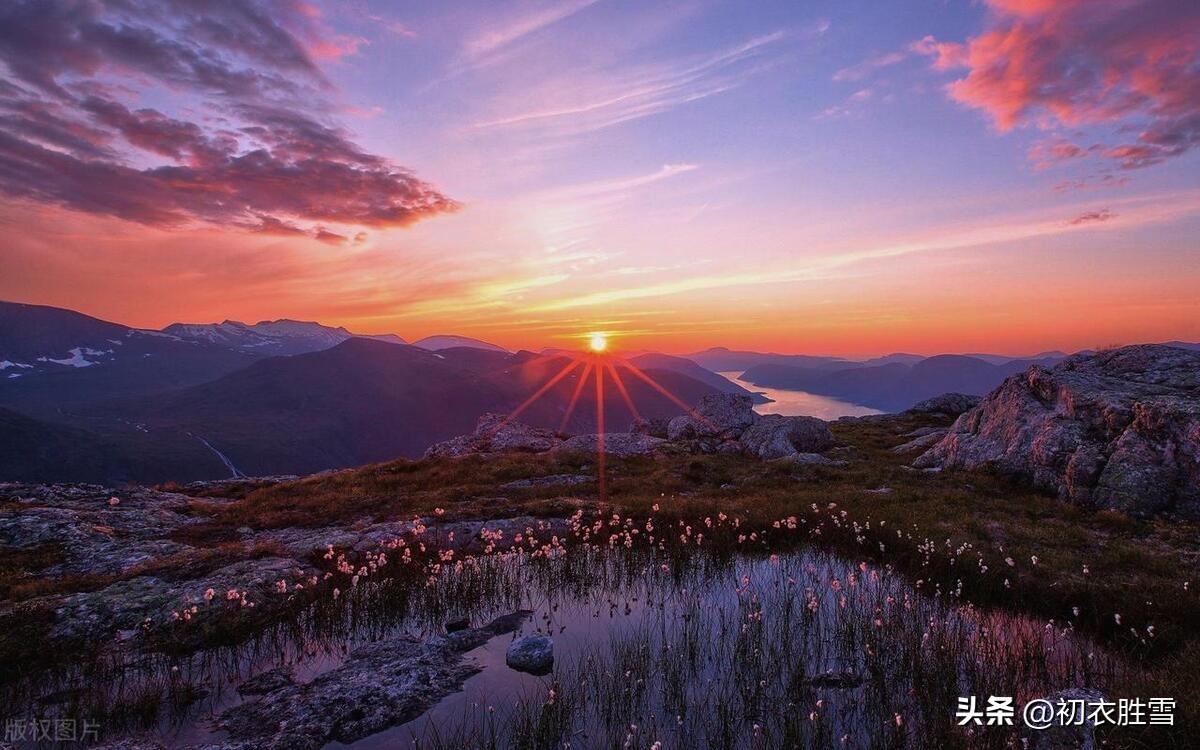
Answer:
xmin=717 ymin=372 xmax=883 ymax=419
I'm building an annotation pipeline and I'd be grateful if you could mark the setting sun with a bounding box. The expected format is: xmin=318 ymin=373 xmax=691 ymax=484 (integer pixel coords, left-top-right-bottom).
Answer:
xmin=588 ymin=332 xmax=609 ymax=352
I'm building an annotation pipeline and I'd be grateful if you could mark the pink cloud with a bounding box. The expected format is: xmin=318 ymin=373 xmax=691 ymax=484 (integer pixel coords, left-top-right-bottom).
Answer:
xmin=916 ymin=0 xmax=1200 ymax=168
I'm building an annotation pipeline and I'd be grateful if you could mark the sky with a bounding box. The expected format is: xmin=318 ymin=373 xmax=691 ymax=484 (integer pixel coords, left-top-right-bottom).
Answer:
xmin=0 ymin=0 xmax=1197 ymax=357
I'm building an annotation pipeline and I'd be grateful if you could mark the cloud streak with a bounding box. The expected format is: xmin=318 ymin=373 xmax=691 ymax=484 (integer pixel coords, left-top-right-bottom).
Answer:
xmin=528 ymin=190 xmax=1200 ymax=311
xmin=470 ymin=32 xmax=788 ymax=137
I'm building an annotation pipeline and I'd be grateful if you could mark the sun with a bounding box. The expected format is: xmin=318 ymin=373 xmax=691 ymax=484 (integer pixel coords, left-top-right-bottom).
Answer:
xmin=588 ymin=332 xmax=608 ymax=352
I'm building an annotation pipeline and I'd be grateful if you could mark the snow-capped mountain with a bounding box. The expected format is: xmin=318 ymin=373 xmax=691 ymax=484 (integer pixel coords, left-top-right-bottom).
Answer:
xmin=0 ymin=301 xmax=260 ymax=410
xmin=163 ymin=319 xmax=406 ymax=356
xmin=412 ymin=335 xmax=508 ymax=352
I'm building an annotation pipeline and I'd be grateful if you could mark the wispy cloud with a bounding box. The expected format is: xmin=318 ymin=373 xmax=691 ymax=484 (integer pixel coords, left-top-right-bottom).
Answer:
xmin=832 ymin=51 xmax=905 ymax=82
xmin=464 ymin=0 xmax=603 ymax=63
xmin=469 ymin=31 xmax=788 ymax=137
xmin=528 ymin=190 xmax=1200 ymax=311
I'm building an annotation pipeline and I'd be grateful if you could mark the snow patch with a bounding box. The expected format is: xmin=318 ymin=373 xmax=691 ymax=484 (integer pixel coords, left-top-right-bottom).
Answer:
xmin=36 ymin=347 xmax=106 ymax=368
xmin=0 ymin=361 xmax=33 ymax=370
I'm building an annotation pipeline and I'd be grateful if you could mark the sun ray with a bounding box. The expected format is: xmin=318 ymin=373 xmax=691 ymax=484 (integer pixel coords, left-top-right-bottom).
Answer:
xmin=595 ymin=359 xmax=607 ymax=502
xmin=606 ymin=361 xmax=642 ymax=422
xmin=492 ymin=356 xmax=582 ymax=434
xmin=616 ymin=359 xmax=718 ymax=432
xmin=558 ymin=361 xmax=594 ymax=433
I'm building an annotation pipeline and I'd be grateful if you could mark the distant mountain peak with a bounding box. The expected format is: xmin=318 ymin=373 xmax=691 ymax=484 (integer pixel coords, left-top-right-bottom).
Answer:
xmin=412 ymin=335 xmax=508 ymax=353
xmin=163 ymin=318 xmax=404 ymax=356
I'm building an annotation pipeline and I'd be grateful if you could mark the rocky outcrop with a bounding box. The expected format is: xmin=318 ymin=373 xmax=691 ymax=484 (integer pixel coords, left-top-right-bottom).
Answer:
xmin=424 ymin=413 xmax=562 ymax=458
xmin=908 ymin=393 xmax=981 ymax=416
xmin=0 ymin=484 xmax=199 ymax=578
xmin=739 ymin=413 xmax=834 ymax=459
xmin=916 ymin=345 xmax=1200 ymax=518
xmin=667 ymin=393 xmax=759 ymax=440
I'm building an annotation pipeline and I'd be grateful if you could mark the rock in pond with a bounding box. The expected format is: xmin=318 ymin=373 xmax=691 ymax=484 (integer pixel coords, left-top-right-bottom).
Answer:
xmin=505 ymin=633 xmax=554 ymax=674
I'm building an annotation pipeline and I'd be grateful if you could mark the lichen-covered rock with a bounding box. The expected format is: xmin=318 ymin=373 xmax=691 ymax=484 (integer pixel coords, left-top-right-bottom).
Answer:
xmin=738 ymin=414 xmax=834 ymax=459
xmin=916 ymin=345 xmax=1200 ymax=518
xmin=505 ymin=633 xmax=553 ymax=674
xmin=0 ymin=484 xmax=199 ymax=577
xmin=908 ymin=393 xmax=982 ymax=416
xmin=556 ymin=433 xmax=667 ymax=458
xmin=47 ymin=556 xmax=315 ymax=641
xmin=424 ymin=413 xmax=562 ymax=458
xmin=631 ymin=416 xmax=670 ymax=438
xmin=891 ymin=430 xmax=947 ymax=454
xmin=668 ymin=393 xmax=757 ymax=440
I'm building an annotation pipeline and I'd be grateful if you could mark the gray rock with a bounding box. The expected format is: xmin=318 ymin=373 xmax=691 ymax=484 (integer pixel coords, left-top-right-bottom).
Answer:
xmin=556 ymin=433 xmax=667 ymax=458
xmin=666 ymin=414 xmax=700 ymax=441
xmin=668 ymin=393 xmax=757 ymax=440
xmin=47 ymin=556 xmax=313 ymax=641
xmin=908 ymin=393 xmax=982 ymax=416
xmin=505 ymin=633 xmax=553 ymax=674
xmin=631 ymin=416 xmax=670 ymax=438
xmin=219 ymin=612 xmax=530 ymax=750
xmin=0 ymin=484 xmax=199 ymax=578
xmin=916 ymin=345 xmax=1200 ymax=518
xmin=890 ymin=430 xmax=947 ymax=454
xmin=738 ymin=414 xmax=834 ymax=459
xmin=424 ymin=413 xmax=562 ymax=458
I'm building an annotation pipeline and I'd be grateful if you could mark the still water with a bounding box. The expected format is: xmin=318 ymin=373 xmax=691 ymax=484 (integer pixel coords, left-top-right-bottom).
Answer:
xmin=9 ymin=522 xmax=1115 ymax=750
xmin=717 ymin=372 xmax=883 ymax=419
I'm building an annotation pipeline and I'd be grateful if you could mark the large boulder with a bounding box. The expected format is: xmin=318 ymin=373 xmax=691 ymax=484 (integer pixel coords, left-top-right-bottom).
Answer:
xmin=425 ymin=413 xmax=562 ymax=458
xmin=739 ymin=414 xmax=834 ymax=460
xmin=908 ymin=393 xmax=981 ymax=416
xmin=915 ymin=345 xmax=1200 ymax=518
xmin=667 ymin=393 xmax=757 ymax=440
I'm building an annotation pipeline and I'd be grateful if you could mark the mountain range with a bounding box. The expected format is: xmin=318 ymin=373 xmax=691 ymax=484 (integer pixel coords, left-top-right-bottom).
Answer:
xmin=3 ymin=299 xmax=1196 ymax=483
xmin=0 ymin=302 xmax=713 ymax=482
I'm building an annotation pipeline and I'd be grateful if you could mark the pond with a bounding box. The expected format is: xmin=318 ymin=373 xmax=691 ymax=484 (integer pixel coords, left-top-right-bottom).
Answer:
xmin=4 ymin=512 xmax=1117 ymax=749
